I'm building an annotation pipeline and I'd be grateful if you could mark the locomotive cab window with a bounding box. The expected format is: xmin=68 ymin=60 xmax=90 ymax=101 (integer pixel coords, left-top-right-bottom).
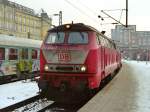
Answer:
xmin=68 ymin=32 xmax=88 ymax=44
xmin=0 ymin=48 xmax=5 ymax=60
xmin=45 ymin=32 xmax=65 ymax=44
xmin=9 ymin=48 xmax=18 ymax=60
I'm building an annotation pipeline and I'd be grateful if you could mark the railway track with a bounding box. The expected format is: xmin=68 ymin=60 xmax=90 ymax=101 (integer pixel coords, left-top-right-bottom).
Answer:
xmin=0 ymin=75 xmax=39 ymax=85
xmin=0 ymin=72 xmax=116 ymax=112
xmin=0 ymin=95 xmax=53 ymax=112
xmin=0 ymin=95 xmax=88 ymax=112
xmin=40 ymin=102 xmax=87 ymax=112
xmin=0 ymin=93 xmax=93 ymax=112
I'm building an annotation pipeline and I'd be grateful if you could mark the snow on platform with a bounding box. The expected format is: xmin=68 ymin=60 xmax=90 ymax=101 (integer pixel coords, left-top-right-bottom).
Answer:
xmin=79 ymin=60 xmax=150 ymax=112
xmin=0 ymin=80 xmax=39 ymax=109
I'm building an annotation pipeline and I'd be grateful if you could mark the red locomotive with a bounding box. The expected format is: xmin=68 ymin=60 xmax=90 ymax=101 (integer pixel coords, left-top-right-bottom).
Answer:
xmin=38 ymin=23 xmax=122 ymax=102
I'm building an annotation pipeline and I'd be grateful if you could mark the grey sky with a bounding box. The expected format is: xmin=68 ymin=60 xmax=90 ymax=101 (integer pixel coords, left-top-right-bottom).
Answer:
xmin=11 ymin=0 xmax=150 ymax=36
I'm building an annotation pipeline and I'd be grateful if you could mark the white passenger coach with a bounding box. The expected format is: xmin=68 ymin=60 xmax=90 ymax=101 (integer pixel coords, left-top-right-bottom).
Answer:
xmin=0 ymin=34 xmax=42 ymax=82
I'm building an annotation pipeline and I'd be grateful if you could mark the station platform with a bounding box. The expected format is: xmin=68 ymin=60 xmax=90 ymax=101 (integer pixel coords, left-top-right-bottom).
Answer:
xmin=79 ymin=61 xmax=150 ymax=112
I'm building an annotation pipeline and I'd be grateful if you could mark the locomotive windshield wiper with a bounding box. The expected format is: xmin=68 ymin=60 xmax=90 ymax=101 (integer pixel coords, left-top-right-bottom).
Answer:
xmin=79 ymin=32 xmax=85 ymax=40
xmin=56 ymin=32 xmax=60 ymax=40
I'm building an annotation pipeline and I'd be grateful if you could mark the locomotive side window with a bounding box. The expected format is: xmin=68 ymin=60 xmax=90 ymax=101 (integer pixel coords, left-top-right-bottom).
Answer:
xmin=22 ymin=48 xmax=28 ymax=59
xmin=68 ymin=32 xmax=88 ymax=44
xmin=32 ymin=49 xmax=37 ymax=59
xmin=96 ymin=34 xmax=101 ymax=45
xmin=107 ymin=40 xmax=111 ymax=48
xmin=101 ymin=38 xmax=107 ymax=47
xmin=113 ymin=43 xmax=116 ymax=49
xmin=105 ymin=39 xmax=112 ymax=49
xmin=0 ymin=48 xmax=5 ymax=60
xmin=46 ymin=32 xmax=65 ymax=44
xmin=105 ymin=39 xmax=108 ymax=47
xmin=98 ymin=35 xmax=105 ymax=46
xmin=9 ymin=48 xmax=18 ymax=60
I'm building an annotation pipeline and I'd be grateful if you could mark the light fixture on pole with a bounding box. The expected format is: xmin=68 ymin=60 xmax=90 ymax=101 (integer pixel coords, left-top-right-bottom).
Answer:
xmin=98 ymin=15 xmax=104 ymax=21
xmin=53 ymin=11 xmax=62 ymax=26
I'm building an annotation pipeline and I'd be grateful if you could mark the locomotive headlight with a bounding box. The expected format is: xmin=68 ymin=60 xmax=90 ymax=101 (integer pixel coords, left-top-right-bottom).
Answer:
xmin=66 ymin=24 xmax=71 ymax=29
xmin=44 ymin=65 xmax=49 ymax=71
xmin=80 ymin=66 xmax=87 ymax=72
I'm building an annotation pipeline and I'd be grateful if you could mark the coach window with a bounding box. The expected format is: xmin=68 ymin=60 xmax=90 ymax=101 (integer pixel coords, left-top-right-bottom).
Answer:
xmin=32 ymin=49 xmax=37 ymax=59
xmin=22 ymin=48 xmax=28 ymax=59
xmin=0 ymin=48 xmax=5 ymax=60
xmin=9 ymin=48 xmax=18 ymax=60
xmin=37 ymin=50 xmax=40 ymax=59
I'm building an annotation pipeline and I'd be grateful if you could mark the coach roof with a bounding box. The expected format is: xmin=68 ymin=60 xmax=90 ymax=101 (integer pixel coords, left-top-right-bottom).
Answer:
xmin=0 ymin=34 xmax=42 ymax=48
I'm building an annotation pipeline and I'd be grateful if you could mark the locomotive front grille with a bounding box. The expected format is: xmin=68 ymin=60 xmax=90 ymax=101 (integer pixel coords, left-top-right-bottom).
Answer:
xmin=56 ymin=66 xmax=73 ymax=71
xmin=46 ymin=64 xmax=83 ymax=73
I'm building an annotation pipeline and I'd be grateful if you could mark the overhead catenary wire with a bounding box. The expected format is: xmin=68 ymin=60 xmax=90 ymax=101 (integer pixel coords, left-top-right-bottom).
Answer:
xmin=119 ymin=9 xmax=124 ymax=22
xmin=102 ymin=9 xmax=126 ymax=11
xmin=63 ymin=0 xmax=99 ymax=24
xmin=63 ymin=0 xmax=123 ymax=37
xmin=74 ymin=0 xmax=98 ymax=16
xmin=104 ymin=9 xmax=125 ymax=23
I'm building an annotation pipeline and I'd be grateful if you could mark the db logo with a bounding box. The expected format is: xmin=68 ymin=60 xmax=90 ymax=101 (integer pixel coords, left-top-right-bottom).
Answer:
xmin=58 ymin=52 xmax=71 ymax=62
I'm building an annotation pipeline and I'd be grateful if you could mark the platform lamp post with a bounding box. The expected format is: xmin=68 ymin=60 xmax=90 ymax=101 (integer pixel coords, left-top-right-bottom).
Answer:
xmin=53 ymin=11 xmax=62 ymax=26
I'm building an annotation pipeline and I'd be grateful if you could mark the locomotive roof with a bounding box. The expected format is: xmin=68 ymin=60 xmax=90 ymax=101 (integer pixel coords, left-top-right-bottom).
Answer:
xmin=48 ymin=23 xmax=94 ymax=32
xmin=0 ymin=34 xmax=42 ymax=48
xmin=48 ymin=23 xmax=114 ymax=43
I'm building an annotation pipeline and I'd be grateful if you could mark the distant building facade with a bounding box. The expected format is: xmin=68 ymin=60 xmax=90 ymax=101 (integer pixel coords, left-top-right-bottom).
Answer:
xmin=111 ymin=25 xmax=150 ymax=60
xmin=0 ymin=0 xmax=52 ymax=40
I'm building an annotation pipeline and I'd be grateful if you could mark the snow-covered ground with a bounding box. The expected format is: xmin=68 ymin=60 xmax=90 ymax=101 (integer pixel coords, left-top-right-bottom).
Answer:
xmin=80 ymin=60 xmax=150 ymax=112
xmin=0 ymin=80 xmax=39 ymax=109
xmin=123 ymin=60 xmax=150 ymax=74
xmin=1 ymin=60 xmax=150 ymax=111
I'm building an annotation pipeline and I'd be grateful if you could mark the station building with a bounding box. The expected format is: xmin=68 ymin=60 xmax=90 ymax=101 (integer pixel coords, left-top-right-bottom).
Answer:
xmin=111 ymin=25 xmax=150 ymax=61
xmin=0 ymin=0 xmax=52 ymax=40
